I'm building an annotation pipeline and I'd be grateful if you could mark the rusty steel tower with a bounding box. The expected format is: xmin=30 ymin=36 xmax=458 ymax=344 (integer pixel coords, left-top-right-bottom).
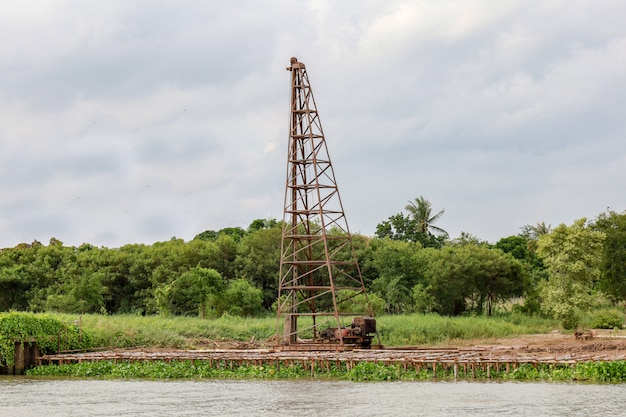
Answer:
xmin=277 ymin=57 xmax=375 ymax=349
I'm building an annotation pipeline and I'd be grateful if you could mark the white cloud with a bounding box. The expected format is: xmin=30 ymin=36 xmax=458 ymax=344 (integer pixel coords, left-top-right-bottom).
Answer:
xmin=1 ymin=0 xmax=626 ymax=247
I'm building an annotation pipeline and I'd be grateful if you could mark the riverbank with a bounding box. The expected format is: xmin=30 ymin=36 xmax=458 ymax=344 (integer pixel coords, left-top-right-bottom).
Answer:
xmin=6 ymin=311 xmax=626 ymax=381
xmin=27 ymin=330 xmax=626 ymax=382
xmin=48 ymin=312 xmax=561 ymax=349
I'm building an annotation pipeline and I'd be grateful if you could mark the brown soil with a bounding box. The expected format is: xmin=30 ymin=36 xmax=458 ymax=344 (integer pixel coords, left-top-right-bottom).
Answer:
xmin=127 ymin=330 xmax=626 ymax=361
xmin=437 ymin=330 xmax=626 ymax=360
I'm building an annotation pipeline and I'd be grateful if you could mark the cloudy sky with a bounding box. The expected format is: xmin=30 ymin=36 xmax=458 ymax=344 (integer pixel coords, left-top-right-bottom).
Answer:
xmin=1 ymin=0 xmax=625 ymax=248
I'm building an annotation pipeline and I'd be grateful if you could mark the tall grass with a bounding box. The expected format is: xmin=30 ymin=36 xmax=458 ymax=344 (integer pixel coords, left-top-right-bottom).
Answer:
xmin=45 ymin=312 xmax=558 ymax=350
xmin=376 ymin=313 xmax=558 ymax=346
xmin=49 ymin=313 xmax=278 ymax=349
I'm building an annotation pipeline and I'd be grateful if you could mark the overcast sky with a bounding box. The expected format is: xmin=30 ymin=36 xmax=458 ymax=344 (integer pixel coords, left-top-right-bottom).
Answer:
xmin=1 ymin=0 xmax=625 ymax=248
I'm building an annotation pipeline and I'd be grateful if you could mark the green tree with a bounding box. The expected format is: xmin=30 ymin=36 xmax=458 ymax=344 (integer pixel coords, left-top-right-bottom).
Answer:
xmin=495 ymin=235 xmax=531 ymax=261
xmin=350 ymin=234 xmax=378 ymax=288
xmin=148 ymin=237 xmax=239 ymax=313
xmin=375 ymin=213 xmax=417 ymax=241
xmin=194 ymin=227 xmax=247 ymax=242
xmin=521 ymin=221 xmax=553 ymax=240
xmin=592 ymin=210 xmax=626 ymax=303
xmin=246 ymin=218 xmax=279 ymax=233
xmin=411 ymin=283 xmax=436 ymax=313
xmin=93 ymin=246 xmax=138 ymax=314
xmin=404 ymin=196 xmax=448 ymax=237
xmin=375 ymin=197 xmax=448 ymax=248
xmin=155 ymin=267 xmax=224 ymax=317
xmin=122 ymin=243 xmax=160 ymax=314
xmin=217 ymin=279 xmax=264 ymax=317
xmin=0 ymin=265 xmax=30 ymax=311
xmin=26 ymin=241 xmax=76 ymax=312
xmin=337 ymin=290 xmax=385 ymax=316
xmin=370 ymin=239 xmax=424 ymax=314
xmin=194 ymin=230 xmax=218 ymax=241
xmin=418 ymin=245 xmax=524 ymax=316
xmin=466 ymin=245 xmax=525 ymax=316
xmin=417 ymin=247 xmax=469 ymax=316
xmin=521 ymin=221 xmax=552 ymax=254
xmin=210 ymin=235 xmax=239 ymax=280
xmin=44 ymin=272 xmax=107 ymax=314
xmin=0 ymin=244 xmax=42 ymax=311
xmin=495 ymin=234 xmax=545 ymax=314
xmin=536 ymin=218 xmax=604 ymax=329
xmin=234 ymin=225 xmax=282 ymax=309
xmin=451 ymin=232 xmax=488 ymax=246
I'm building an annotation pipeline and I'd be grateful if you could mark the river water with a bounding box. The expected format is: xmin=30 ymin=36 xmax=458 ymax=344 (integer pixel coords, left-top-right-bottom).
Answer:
xmin=1 ymin=376 xmax=625 ymax=417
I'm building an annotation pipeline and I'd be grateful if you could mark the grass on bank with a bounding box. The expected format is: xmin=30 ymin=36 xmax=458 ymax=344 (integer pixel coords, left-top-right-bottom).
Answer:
xmin=49 ymin=312 xmax=278 ymax=349
xmin=43 ymin=312 xmax=560 ymax=350
xmin=12 ymin=310 xmax=626 ymax=383
xmin=375 ymin=313 xmax=558 ymax=345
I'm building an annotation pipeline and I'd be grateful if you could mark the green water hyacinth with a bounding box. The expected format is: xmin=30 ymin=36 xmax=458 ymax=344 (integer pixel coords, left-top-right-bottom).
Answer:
xmin=25 ymin=359 xmax=626 ymax=383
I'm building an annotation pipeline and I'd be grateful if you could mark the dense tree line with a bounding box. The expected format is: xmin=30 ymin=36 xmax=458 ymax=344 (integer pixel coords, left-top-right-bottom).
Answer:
xmin=0 ymin=225 xmax=277 ymax=318
xmin=1 ymin=205 xmax=625 ymax=329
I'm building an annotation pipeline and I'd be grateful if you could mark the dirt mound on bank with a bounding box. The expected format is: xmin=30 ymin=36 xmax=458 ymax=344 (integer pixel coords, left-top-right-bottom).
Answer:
xmin=184 ymin=330 xmax=626 ymax=359
xmin=443 ymin=330 xmax=626 ymax=360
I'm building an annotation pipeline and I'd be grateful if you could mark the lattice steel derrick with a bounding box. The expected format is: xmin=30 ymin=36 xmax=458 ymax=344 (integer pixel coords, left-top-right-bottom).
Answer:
xmin=277 ymin=57 xmax=372 ymax=346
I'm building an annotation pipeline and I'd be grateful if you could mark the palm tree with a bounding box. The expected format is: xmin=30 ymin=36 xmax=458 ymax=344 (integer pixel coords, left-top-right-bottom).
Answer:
xmin=404 ymin=196 xmax=448 ymax=238
xmin=532 ymin=221 xmax=552 ymax=237
xmin=521 ymin=221 xmax=552 ymax=240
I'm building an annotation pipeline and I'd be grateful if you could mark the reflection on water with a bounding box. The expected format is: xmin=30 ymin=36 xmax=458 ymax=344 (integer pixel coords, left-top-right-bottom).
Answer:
xmin=1 ymin=376 xmax=626 ymax=417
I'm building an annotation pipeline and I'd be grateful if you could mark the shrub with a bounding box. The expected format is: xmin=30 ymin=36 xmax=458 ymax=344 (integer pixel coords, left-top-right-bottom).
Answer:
xmin=218 ymin=279 xmax=264 ymax=317
xmin=0 ymin=312 xmax=92 ymax=366
xmin=560 ymin=309 xmax=581 ymax=330
xmin=588 ymin=309 xmax=624 ymax=329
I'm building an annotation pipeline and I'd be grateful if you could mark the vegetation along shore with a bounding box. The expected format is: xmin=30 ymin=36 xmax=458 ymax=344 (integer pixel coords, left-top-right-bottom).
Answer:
xmin=3 ymin=311 xmax=626 ymax=382
xmin=2 ymin=204 xmax=626 ymax=382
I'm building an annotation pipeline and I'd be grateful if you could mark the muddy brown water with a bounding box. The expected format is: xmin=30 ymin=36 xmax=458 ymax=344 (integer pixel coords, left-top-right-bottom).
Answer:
xmin=1 ymin=377 xmax=626 ymax=416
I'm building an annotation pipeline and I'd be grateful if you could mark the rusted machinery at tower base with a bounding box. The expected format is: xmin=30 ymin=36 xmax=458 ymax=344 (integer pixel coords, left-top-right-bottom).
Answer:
xmin=318 ymin=317 xmax=377 ymax=348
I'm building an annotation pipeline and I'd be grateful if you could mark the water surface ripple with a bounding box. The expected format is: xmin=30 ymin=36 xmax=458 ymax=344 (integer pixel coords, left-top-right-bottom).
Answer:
xmin=1 ymin=377 xmax=625 ymax=417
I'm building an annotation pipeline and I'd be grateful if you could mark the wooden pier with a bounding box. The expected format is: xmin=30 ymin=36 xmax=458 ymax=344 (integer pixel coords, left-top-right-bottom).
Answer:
xmin=37 ymin=346 xmax=626 ymax=378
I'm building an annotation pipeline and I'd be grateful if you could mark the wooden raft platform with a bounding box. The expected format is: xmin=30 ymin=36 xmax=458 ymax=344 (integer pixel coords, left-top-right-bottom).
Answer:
xmin=38 ymin=347 xmax=626 ymax=377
